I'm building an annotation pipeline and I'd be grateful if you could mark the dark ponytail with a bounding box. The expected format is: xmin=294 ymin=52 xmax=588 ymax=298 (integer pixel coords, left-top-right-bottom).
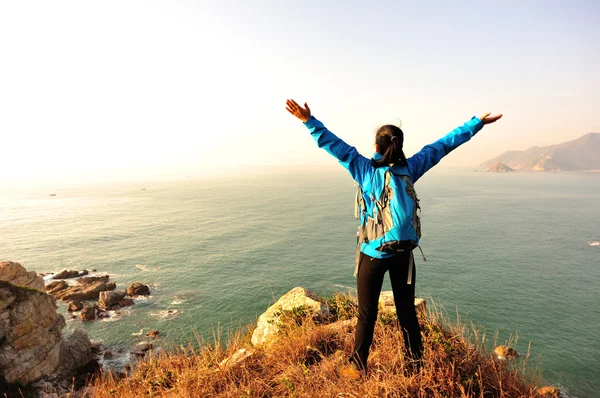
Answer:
xmin=372 ymin=125 xmax=407 ymax=167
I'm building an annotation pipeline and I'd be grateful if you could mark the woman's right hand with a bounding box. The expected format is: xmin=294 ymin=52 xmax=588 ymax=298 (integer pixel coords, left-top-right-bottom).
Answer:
xmin=479 ymin=112 xmax=503 ymax=125
xmin=286 ymin=99 xmax=311 ymax=122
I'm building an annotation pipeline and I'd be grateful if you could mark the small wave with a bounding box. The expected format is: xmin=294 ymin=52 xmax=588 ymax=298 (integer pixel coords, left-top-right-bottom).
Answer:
xmin=587 ymin=241 xmax=600 ymax=247
xmin=150 ymin=309 xmax=179 ymax=320
xmin=136 ymin=264 xmax=149 ymax=272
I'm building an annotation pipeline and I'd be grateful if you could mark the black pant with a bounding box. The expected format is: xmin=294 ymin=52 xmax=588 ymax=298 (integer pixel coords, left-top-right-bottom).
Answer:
xmin=351 ymin=250 xmax=423 ymax=370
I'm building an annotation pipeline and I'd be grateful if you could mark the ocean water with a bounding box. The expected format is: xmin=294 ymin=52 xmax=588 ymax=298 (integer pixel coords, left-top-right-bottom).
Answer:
xmin=1 ymin=168 xmax=599 ymax=397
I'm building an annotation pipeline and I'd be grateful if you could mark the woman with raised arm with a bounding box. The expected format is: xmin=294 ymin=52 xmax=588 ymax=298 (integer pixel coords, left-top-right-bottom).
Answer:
xmin=286 ymin=99 xmax=502 ymax=379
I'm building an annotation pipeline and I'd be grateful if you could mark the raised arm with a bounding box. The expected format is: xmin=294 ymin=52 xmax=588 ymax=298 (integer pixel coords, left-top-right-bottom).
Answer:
xmin=286 ymin=99 xmax=372 ymax=185
xmin=407 ymin=113 xmax=502 ymax=182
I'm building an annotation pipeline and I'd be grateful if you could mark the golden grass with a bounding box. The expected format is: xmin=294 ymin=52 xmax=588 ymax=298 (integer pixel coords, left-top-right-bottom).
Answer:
xmin=82 ymin=293 xmax=545 ymax=397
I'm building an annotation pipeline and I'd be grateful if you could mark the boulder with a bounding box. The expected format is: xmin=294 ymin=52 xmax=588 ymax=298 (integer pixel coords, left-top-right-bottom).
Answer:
xmin=494 ymin=345 xmax=518 ymax=360
xmin=99 ymin=290 xmax=127 ymax=310
xmin=251 ymin=287 xmax=329 ymax=346
xmin=55 ymin=328 xmax=94 ymax=379
xmin=146 ymin=329 xmax=159 ymax=338
xmin=53 ymin=281 xmax=114 ymax=301
xmin=76 ymin=275 xmax=109 ymax=285
xmin=126 ymin=282 xmax=150 ymax=296
xmin=46 ymin=280 xmax=68 ymax=295
xmin=378 ymin=291 xmax=427 ymax=315
xmin=219 ymin=348 xmax=255 ymax=369
xmin=0 ymin=261 xmax=45 ymax=291
xmin=131 ymin=342 xmax=154 ymax=357
xmin=538 ymin=386 xmax=560 ymax=397
xmin=67 ymin=300 xmax=83 ymax=312
xmin=53 ymin=270 xmax=85 ymax=280
xmin=0 ymin=281 xmax=65 ymax=384
xmin=119 ymin=298 xmax=135 ymax=307
xmin=80 ymin=306 xmax=96 ymax=321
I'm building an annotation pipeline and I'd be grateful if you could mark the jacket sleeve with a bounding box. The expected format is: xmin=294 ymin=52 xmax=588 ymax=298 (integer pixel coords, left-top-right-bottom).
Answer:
xmin=304 ymin=115 xmax=372 ymax=186
xmin=407 ymin=117 xmax=484 ymax=183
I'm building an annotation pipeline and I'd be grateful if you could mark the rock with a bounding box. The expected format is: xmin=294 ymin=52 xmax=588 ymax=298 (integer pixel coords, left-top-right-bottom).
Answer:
xmin=119 ymin=298 xmax=135 ymax=307
xmin=99 ymin=290 xmax=127 ymax=310
xmin=53 ymin=281 xmax=114 ymax=301
xmin=46 ymin=280 xmax=69 ymax=294
xmin=0 ymin=280 xmax=65 ymax=384
xmin=378 ymin=291 xmax=427 ymax=315
xmin=53 ymin=270 xmax=82 ymax=280
xmin=106 ymin=281 xmax=117 ymax=291
xmin=126 ymin=282 xmax=150 ymax=296
xmin=67 ymin=300 xmax=83 ymax=312
xmin=0 ymin=261 xmax=45 ymax=291
xmin=80 ymin=306 xmax=96 ymax=321
xmin=494 ymin=345 xmax=518 ymax=360
xmin=146 ymin=329 xmax=159 ymax=338
xmin=131 ymin=343 xmax=154 ymax=357
xmin=219 ymin=348 xmax=255 ymax=369
xmin=251 ymin=286 xmax=330 ymax=346
xmin=538 ymin=386 xmax=560 ymax=397
xmin=487 ymin=162 xmax=515 ymax=172
xmin=55 ymin=329 xmax=94 ymax=379
xmin=76 ymin=275 xmax=109 ymax=285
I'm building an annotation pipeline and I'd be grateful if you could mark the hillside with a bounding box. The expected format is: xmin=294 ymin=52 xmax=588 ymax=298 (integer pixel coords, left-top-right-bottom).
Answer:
xmin=480 ymin=133 xmax=600 ymax=171
xmin=487 ymin=162 xmax=515 ymax=172
xmin=78 ymin=289 xmax=560 ymax=398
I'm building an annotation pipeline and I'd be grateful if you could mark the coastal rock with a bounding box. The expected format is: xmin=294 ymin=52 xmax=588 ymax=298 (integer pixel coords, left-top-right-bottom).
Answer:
xmin=494 ymin=345 xmax=518 ymax=360
xmin=131 ymin=342 xmax=154 ymax=357
xmin=53 ymin=269 xmax=87 ymax=280
xmin=67 ymin=300 xmax=84 ymax=312
xmin=0 ymin=281 xmax=65 ymax=384
xmin=486 ymin=162 xmax=515 ymax=172
xmin=219 ymin=348 xmax=255 ymax=369
xmin=46 ymin=280 xmax=68 ymax=294
xmin=119 ymin=298 xmax=135 ymax=307
xmin=251 ymin=287 xmax=330 ymax=346
xmin=538 ymin=386 xmax=560 ymax=397
xmin=99 ymin=290 xmax=127 ymax=310
xmin=80 ymin=306 xmax=96 ymax=321
xmin=146 ymin=329 xmax=159 ymax=338
xmin=53 ymin=280 xmax=116 ymax=301
xmin=55 ymin=328 xmax=94 ymax=379
xmin=0 ymin=261 xmax=45 ymax=291
xmin=76 ymin=275 xmax=110 ymax=285
xmin=378 ymin=291 xmax=427 ymax=315
xmin=126 ymin=282 xmax=150 ymax=296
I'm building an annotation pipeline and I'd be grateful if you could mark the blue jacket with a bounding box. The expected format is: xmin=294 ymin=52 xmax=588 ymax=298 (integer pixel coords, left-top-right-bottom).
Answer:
xmin=303 ymin=115 xmax=484 ymax=258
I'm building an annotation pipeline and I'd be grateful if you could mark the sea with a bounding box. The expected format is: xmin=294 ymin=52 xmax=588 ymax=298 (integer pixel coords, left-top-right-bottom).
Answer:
xmin=1 ymin=167 xmax=599 ymax=397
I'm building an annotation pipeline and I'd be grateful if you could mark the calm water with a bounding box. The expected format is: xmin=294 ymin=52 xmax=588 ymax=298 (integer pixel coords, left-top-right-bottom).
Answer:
xmin=1 ymin=168 xmax=599 ymax=397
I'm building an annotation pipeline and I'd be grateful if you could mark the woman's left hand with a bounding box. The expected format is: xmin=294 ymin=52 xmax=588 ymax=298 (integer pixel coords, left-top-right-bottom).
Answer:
xmin=479 ymin=113 xmax=503 ymax=125
xmin=286 ymin=99 xmax=311 ymax=122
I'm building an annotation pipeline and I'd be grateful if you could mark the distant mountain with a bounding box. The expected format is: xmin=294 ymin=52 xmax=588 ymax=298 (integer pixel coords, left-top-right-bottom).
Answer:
xmin=487 ymin=162 xmax=514 ymax=172
xmin=480 ymin=133 xmax=600 ymax=171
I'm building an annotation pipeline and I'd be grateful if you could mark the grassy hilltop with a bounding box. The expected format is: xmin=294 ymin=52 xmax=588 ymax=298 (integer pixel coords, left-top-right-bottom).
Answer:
xmin=83 ymin=293 xmax=552 ymax=398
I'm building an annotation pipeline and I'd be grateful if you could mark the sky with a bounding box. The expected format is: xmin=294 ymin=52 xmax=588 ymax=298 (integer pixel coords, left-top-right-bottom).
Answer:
xmin=1 ymin=0 xmax=599 ymax=184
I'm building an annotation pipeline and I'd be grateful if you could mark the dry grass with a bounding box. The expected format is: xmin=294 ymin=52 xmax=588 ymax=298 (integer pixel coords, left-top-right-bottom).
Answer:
xmin=83 ymin=293 xmax=545 ymax=398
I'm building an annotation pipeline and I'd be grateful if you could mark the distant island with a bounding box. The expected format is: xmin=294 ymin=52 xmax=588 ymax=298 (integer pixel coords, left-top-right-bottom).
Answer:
xmin=480 ymin=132 xmax=600 ymax=171
xmin=487 ymin=162 xmax=514 ymax=172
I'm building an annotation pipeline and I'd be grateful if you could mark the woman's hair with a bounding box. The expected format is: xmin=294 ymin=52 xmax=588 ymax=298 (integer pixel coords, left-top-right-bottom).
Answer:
xmin=372 ymin=124 xmax=408 ymax=167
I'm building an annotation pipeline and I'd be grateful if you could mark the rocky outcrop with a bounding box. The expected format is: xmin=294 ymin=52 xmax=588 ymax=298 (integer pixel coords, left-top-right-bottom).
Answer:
xmin=99 ymin=290 xmax=127 ymax=310
xmin=126 ymin=282 xmax=150 ymax=296
xmin=0 ymin=261 xmax=45 ymax=291
xmin=0 ymin=281 xmax=65 ymax=384
xmin=251 ymin=287 xmax=330 ymax=346
xmin=51 ymin=280 xmax=116 ymax=301
xmin=53 ymin=269 xmax=88 ymax=280
xmin=67 ymin=300 xmax=84 ymax=312
xmin=486 ymin=162 xmax=515 ymax=172
xmin=538 ymin=386 xmax=560 ymax=397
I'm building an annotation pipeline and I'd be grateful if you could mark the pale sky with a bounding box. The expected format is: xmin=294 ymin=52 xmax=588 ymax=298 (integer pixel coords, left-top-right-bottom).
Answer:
xmin=1 ymin=0 xmax=599 ymax=183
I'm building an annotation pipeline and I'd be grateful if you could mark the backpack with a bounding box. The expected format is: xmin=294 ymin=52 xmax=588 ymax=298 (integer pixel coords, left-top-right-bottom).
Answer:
xmin=354 ymin=167 xmax=422 ymax=278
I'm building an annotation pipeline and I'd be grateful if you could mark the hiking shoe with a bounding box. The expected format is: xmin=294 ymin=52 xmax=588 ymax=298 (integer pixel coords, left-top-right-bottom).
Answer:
xmin=338 ymin=362 xmax=364 ymax=380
